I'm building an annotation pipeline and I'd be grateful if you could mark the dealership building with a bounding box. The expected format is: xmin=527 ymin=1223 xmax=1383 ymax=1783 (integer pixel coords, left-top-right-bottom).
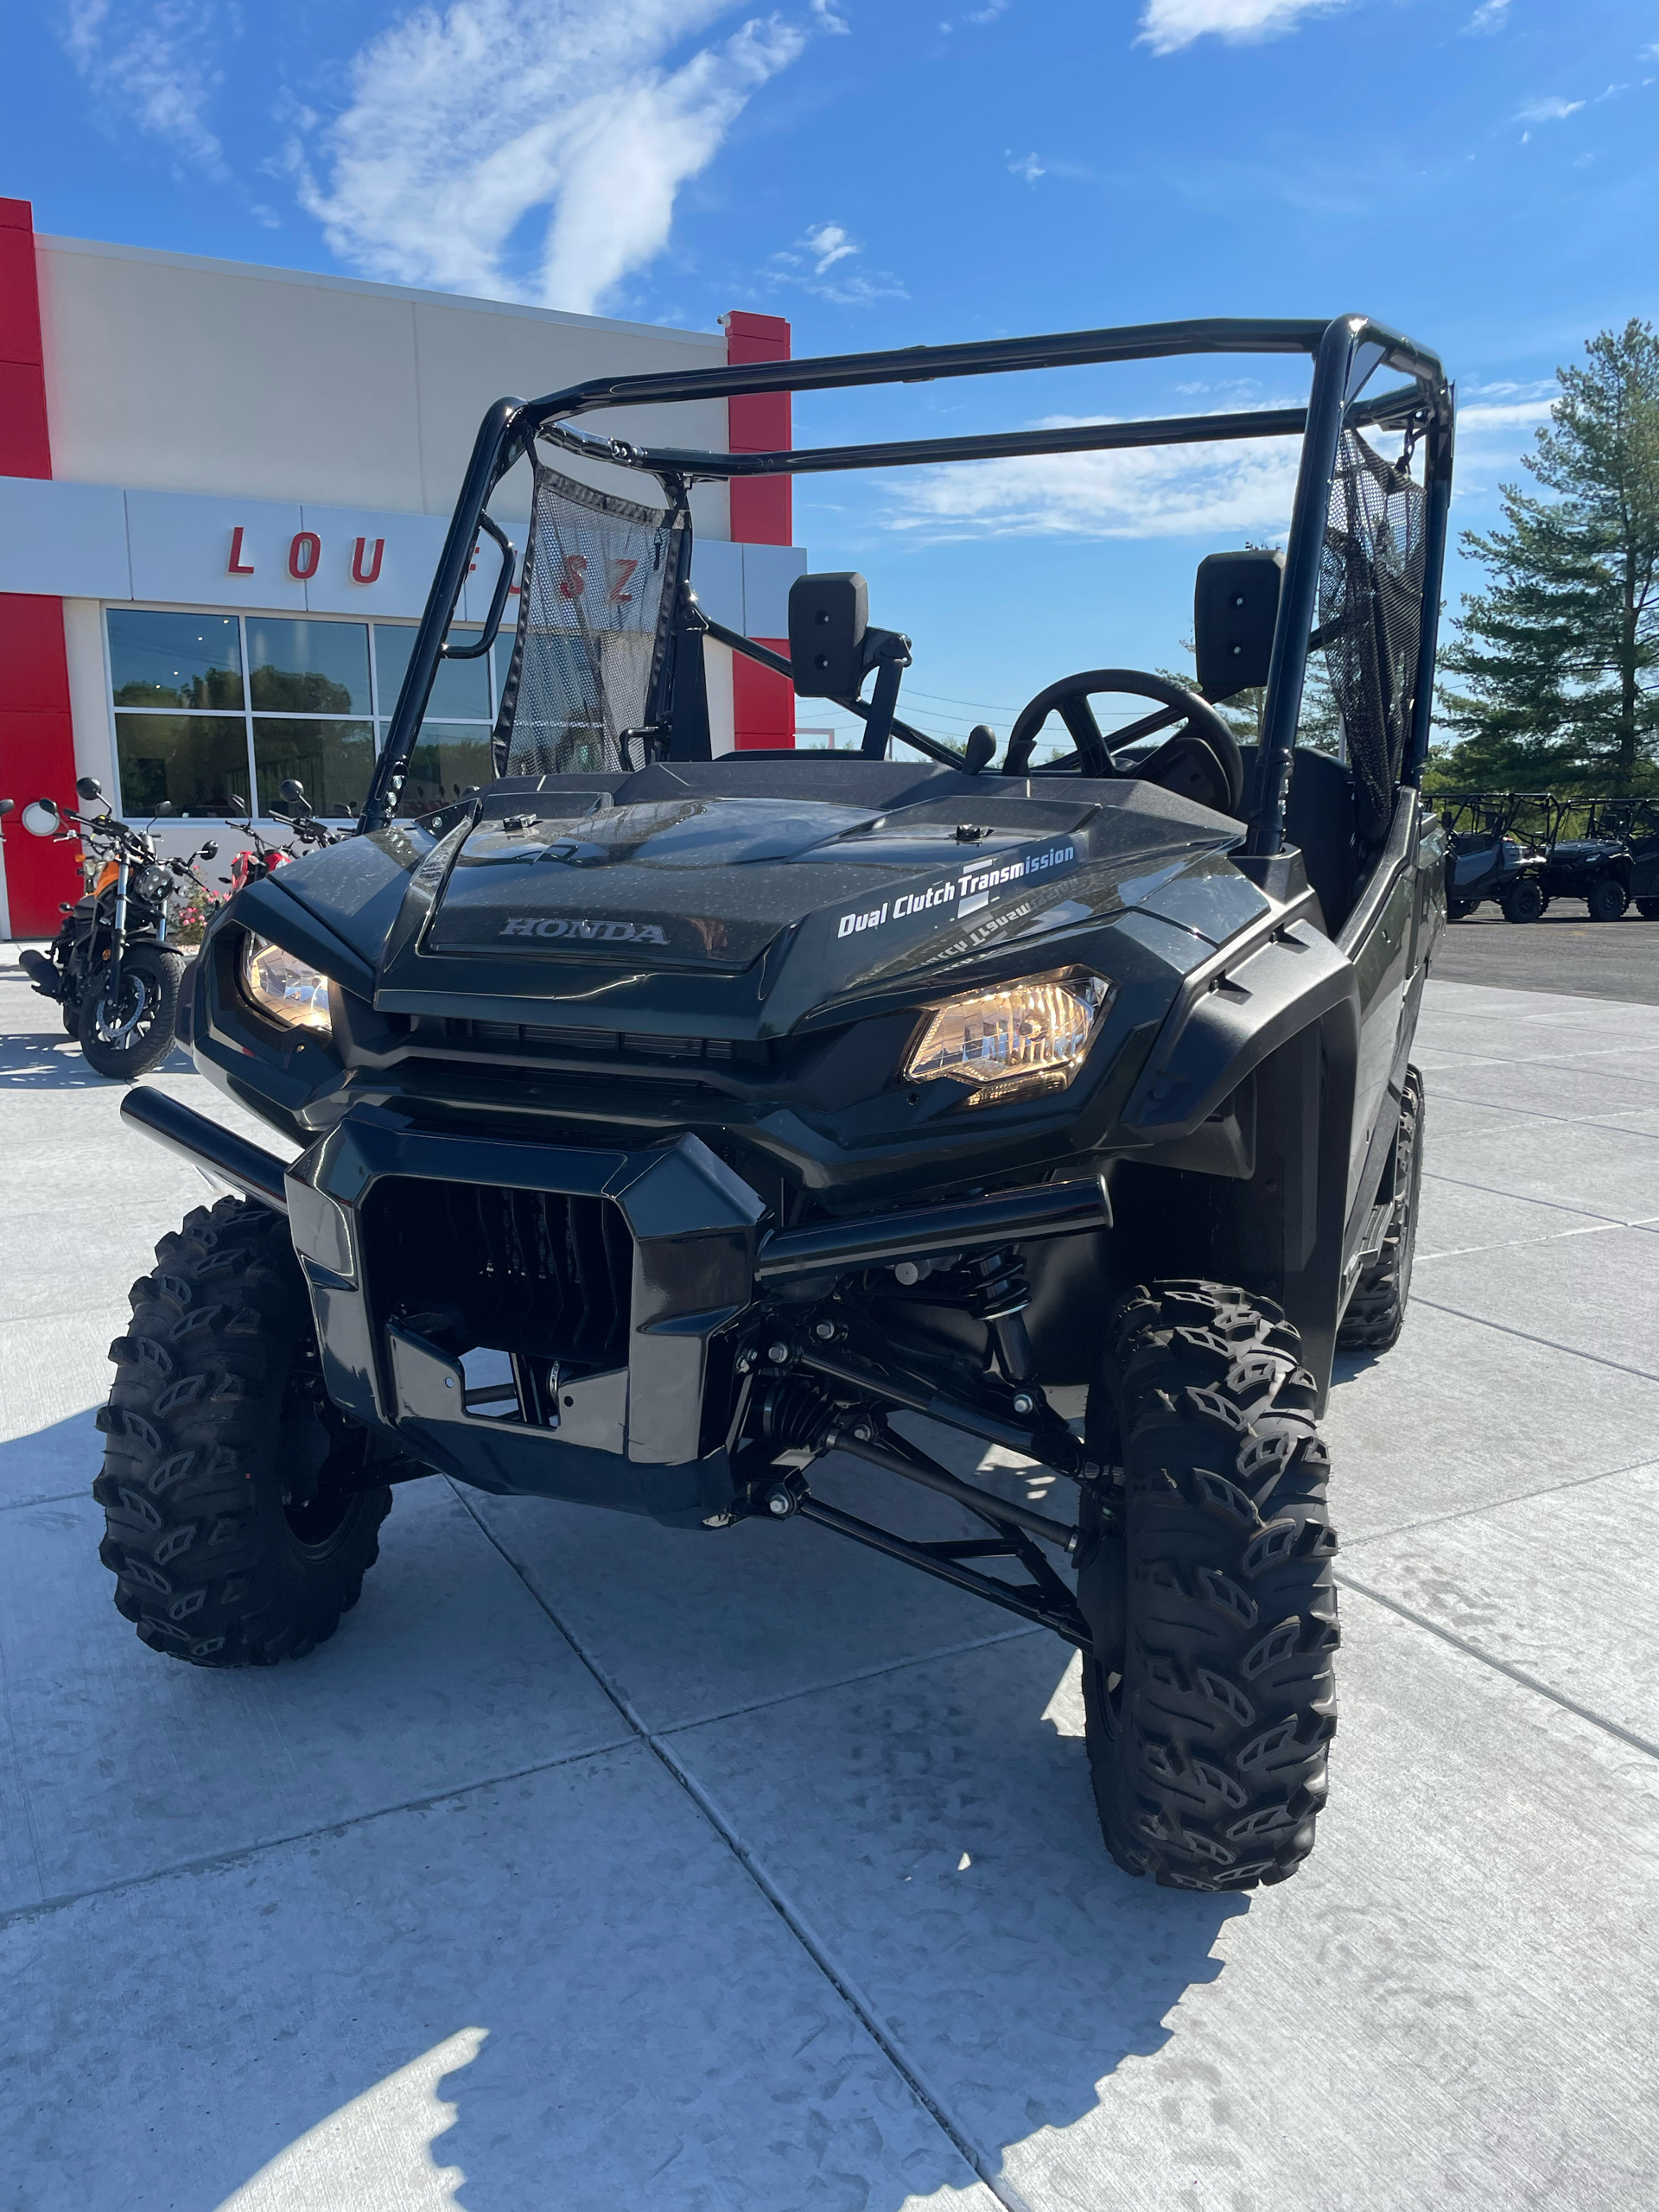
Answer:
xmin=0 ymin=196 xmax=804 ymax=938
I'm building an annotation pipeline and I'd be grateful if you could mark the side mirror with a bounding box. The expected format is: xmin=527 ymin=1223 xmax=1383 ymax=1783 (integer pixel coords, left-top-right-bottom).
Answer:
xmin=1194 ymin=549 xmax=1284 ymax=701
xmin=22 ymin=798 xmax=60 ymax=836
xmin=154 ymin=800 xmax=176 ymax=817
xmin=228 ymin=792 xmax=250 ymax=815
xmin=76 ymin=775 xmax=103 ymax=802
xmin=200 ymin=840 xmax=219 ymax=860
xmin=0 ymin=798 xmax=12 ymax=817
xmin=788 ymin=573 xmax=868 ymax=698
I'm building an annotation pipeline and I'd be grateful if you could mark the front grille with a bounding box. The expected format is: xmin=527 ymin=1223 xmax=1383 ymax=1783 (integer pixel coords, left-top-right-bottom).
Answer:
xmin=413 ymin=1015 xmax=738 ymax=1063
xmin=363 ymin=1176 xmax=633 ymax=1369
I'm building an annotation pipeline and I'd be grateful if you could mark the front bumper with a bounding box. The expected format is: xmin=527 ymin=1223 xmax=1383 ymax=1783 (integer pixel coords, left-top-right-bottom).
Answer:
xmin=121 ymin=1089 xmax=1107 ymax=1525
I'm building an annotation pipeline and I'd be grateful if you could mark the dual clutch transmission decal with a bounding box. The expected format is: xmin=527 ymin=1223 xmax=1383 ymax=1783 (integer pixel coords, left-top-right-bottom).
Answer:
xmin=836 ymin=840 xmax=1077 ymax=945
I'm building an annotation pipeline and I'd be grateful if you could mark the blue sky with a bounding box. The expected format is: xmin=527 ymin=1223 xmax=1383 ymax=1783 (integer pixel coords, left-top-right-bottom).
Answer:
xmin=7 ymin=0 xmax=1658 ymax=747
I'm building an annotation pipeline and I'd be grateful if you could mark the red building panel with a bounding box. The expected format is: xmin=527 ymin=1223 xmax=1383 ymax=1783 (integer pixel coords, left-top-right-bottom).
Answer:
xmin=722 ymin=311 xmax=793 ymax=748
xmin=0 ymin=198 xmax=80 ymax=935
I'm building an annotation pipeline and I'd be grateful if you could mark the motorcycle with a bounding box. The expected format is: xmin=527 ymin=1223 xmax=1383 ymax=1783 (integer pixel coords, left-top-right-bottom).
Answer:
xmin=1 ymin=778 xmax=219 ymax=1078
xmin=221 ymin=779 xmax=352 ymax=892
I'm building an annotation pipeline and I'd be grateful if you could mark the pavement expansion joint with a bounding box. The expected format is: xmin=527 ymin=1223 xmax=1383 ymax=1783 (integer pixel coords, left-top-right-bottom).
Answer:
xmin=1334 ymin=1572 xmax=1659 ymax=1763
xmin=0 ymin=1738 xmax=638 ymax=1932
xmin=1414 ymin=1297 xmax=1659 ymax=1385
xmin=450 ymin=1483 xmax=1035 ymax=2212
xmin=1421 ymin=1168 xmax=1644 ymax=1229
xmin=1338 ymin=1450 xmax=1659 ymax=1548
xmin=648 ymin=1620 xmax=1046 ymax=1739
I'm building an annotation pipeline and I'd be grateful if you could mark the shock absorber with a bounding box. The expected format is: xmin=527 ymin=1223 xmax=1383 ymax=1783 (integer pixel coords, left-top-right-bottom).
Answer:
xmin=754 ymin=1377 xmax=838 ymax=1455
xmin=963 ymin=1247 xmax=1034 ymax=1382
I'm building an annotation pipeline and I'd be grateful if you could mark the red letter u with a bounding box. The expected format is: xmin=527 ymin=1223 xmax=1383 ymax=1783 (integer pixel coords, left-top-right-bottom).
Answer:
xmin=351 ymin=536 xmax=385 ymax=585
xmin=288 ymin=531 xmax=321 ymax=581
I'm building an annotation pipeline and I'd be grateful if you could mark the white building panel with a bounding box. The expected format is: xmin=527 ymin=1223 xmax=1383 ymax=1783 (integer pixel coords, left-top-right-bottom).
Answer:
xmin=742 ymin=543 xmax=809 ymax=638
xmin=298 ymin=504 xmax=452 ymax=620
xmin=688 ymin=538 xmax=743 ymax=632
xmin=126 ymin=491 xmax=307 ymax=611
xmin=0 ymin=476 xmax=130 ymax=600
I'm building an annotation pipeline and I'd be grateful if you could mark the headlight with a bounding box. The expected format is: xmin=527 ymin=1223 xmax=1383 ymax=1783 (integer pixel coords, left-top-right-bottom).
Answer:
xmin=136 ymin=863 xmax=173 ymax=903
xmin=903 ymin=968 xmax=1113 ymax=1107
xmin=241 ymin=936 xmax=332 ymax=1035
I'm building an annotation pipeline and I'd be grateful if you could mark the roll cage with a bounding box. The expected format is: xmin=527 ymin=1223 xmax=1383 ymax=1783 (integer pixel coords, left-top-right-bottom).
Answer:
xmin=360 ymin=314 xmax=1454 ymax=860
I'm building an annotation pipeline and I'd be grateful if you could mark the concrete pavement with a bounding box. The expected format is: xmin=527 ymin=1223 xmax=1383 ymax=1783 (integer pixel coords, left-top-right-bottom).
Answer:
xmin=3 ymin=954 xmax=1656 ymax=2212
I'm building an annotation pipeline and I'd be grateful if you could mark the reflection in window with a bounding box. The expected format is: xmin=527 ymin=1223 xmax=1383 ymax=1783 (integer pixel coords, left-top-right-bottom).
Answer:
xmin=392 ymin=723 xmax=496 ymax=817
xmin=253 ymin=719 xmax=377 ymax=819
xmin=245 ymin=620 xmax=372 ymax=715
xmin=115 ymin=714 xmax=251 ymax=816
xmin=108 ymin=611 xmax=243 ymax=709
xmin=373 ymin=626 xmax=490 ymax=723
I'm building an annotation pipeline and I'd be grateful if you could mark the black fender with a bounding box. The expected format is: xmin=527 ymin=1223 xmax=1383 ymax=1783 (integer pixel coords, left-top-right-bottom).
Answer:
xmin=1109 ymin=915 xmax=1360 ymax=1405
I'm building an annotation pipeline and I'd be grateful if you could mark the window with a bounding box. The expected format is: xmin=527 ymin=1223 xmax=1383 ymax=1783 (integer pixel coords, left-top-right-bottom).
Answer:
xmin=108 ymin=609 xmax=502 ymax=821
xmin=372 ymin=623 xmax=491 ymax=817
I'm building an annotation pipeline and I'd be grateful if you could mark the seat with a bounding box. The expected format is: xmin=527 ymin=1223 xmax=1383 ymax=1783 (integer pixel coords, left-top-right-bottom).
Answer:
xmin=1270 ymin=747 xmax=1360 ymax=934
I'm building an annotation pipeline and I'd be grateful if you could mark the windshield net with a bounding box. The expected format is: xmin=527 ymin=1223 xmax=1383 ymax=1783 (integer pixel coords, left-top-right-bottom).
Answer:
xmin=493 ymin=462 xmax=685 ymax=778
xmin=1319 ymin=429 xmax=1428 ymax=844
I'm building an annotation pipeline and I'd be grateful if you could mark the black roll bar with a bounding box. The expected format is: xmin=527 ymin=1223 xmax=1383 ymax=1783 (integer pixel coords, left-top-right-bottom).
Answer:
xmin=361 ymin=314 xmax=1452 ymax=851
xmin=1247 ymin=315 xmax=1453 ymax=855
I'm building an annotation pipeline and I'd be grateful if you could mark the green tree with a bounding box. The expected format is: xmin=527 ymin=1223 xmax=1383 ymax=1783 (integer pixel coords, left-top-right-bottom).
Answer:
xmin=1435 ymin=320 xmax=1659 ymax=795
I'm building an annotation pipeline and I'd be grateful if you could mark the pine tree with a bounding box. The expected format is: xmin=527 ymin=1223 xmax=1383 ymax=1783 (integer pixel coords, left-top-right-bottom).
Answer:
xmin=1435 ymin=320 xmax=1659 ymax=795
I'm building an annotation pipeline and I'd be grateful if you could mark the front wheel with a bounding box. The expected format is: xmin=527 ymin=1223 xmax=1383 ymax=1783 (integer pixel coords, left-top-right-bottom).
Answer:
xmin=1446 ymin=898 xmax=1478 ymax=921
xmin=96 ymin=1197 xmax=393 ymax=1666
xmin=1077 ymin=1281 xmax=1338 ymax=1891
xmin=77 ymin=942 xmax=183 ymax=1078
xmin=1636 ymin=897 xmax=1659 ymax=920
xmin=1501 ymin=880 xmax=1544 ymax=924
xmin=1587 ymin=878 xmax=1629 ymax=922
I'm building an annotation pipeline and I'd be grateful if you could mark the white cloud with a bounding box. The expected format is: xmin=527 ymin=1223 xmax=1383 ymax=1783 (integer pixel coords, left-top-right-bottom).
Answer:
xmin=801 ymin=222 xmax=857 ymax=271
xmin=60 ymin=1 xmax=231 ymax=173
xmin=765 ymin=222 xmax=906 ymax=305
xmin=1008 ymin=151 xmax=1045 ymax=182
xmin=880 ymin=414 xmax=1308 ymax=542
xmin=292 ymin=3 xmax=816 ymax=316
xmin=874 ymin=393 xmax=1559 ymax=544
xmin=1137 ymin=0 xmax=1351 ymax=56
xmin=1464 ymin=0 xmax=1509 ymax=31
xmin=1516 ymin=96 xmax=1585 ymax=122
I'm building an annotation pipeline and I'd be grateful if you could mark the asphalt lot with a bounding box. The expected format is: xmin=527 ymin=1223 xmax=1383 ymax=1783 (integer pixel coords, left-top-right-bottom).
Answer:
xmin=1432 ymin=901 xmax=1659 ymax=1003
xmin=3 ymin=946 xmax=1657 ymax=2212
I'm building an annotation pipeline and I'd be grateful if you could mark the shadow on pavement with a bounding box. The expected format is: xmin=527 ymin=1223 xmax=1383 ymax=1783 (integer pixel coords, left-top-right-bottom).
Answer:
xmin=0 ymin=1026 xmax=194 ymax=1088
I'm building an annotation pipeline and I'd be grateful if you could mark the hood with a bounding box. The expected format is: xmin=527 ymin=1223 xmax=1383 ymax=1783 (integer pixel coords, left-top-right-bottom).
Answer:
xmin=270 ymin=766 xmax=1263 ymax=1034
xmin=421 ymin=788 xmax=1259 ymax=988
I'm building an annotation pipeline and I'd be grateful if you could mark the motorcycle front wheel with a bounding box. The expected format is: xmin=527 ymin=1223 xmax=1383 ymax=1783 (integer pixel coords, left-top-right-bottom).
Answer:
xmin=78 ymin=943 xmax=184 ymax=1079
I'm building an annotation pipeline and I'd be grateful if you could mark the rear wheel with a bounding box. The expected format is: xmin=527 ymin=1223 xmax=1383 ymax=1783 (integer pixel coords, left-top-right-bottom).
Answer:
xmin=1338 ymin=1067 xmax=1424 ymax=1354
xmin=1446 ymin=898 xmax=1478 ymax=921
xmin=1501 ymin=880 xmax=1543 ymax=924
xmin=96 ymin=1197 xmax=393 ymax=1667
xmin=77 ymin=942 xmax=183 ymax=1079
xmin=1077 ymin=1281 xmax=1338 ymax=1891
xmin=1588 ymin=878 xmax=1629 ymax=922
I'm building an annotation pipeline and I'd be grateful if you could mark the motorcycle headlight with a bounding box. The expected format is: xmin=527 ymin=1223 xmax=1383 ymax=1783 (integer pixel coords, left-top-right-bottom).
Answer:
xmin=241 ymin=936 xmax=333 ymax=1036
xmin=136 ymin=863 xmax=173 ymax=903
xmin=903 ymin=968 xmax=1113 ymax=1107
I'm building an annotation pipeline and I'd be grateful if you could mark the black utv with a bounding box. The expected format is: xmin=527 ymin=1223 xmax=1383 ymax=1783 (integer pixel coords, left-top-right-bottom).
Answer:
xmin=1440 ymin=791 xmax=1548 ymax=922
xmin=99 ymin=315 xmax=1450 ymax=1894
xmin=1539 ymin=798 xmax=1659 ymax=922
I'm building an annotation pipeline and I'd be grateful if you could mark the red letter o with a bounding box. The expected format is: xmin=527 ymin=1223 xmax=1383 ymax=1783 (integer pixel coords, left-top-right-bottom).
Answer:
xmin=288 ymin=531 xmax=321 ymax=581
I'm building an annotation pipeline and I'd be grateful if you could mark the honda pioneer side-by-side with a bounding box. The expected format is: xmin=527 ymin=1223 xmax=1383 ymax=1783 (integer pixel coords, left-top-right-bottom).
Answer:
xmin=98 ymin=316 xmax=1451 ymax=1891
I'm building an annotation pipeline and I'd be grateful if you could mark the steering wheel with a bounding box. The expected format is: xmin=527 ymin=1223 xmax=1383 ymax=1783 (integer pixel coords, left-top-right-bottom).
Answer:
xmin=1002 ymin=669 xmax=1246 ymax=817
